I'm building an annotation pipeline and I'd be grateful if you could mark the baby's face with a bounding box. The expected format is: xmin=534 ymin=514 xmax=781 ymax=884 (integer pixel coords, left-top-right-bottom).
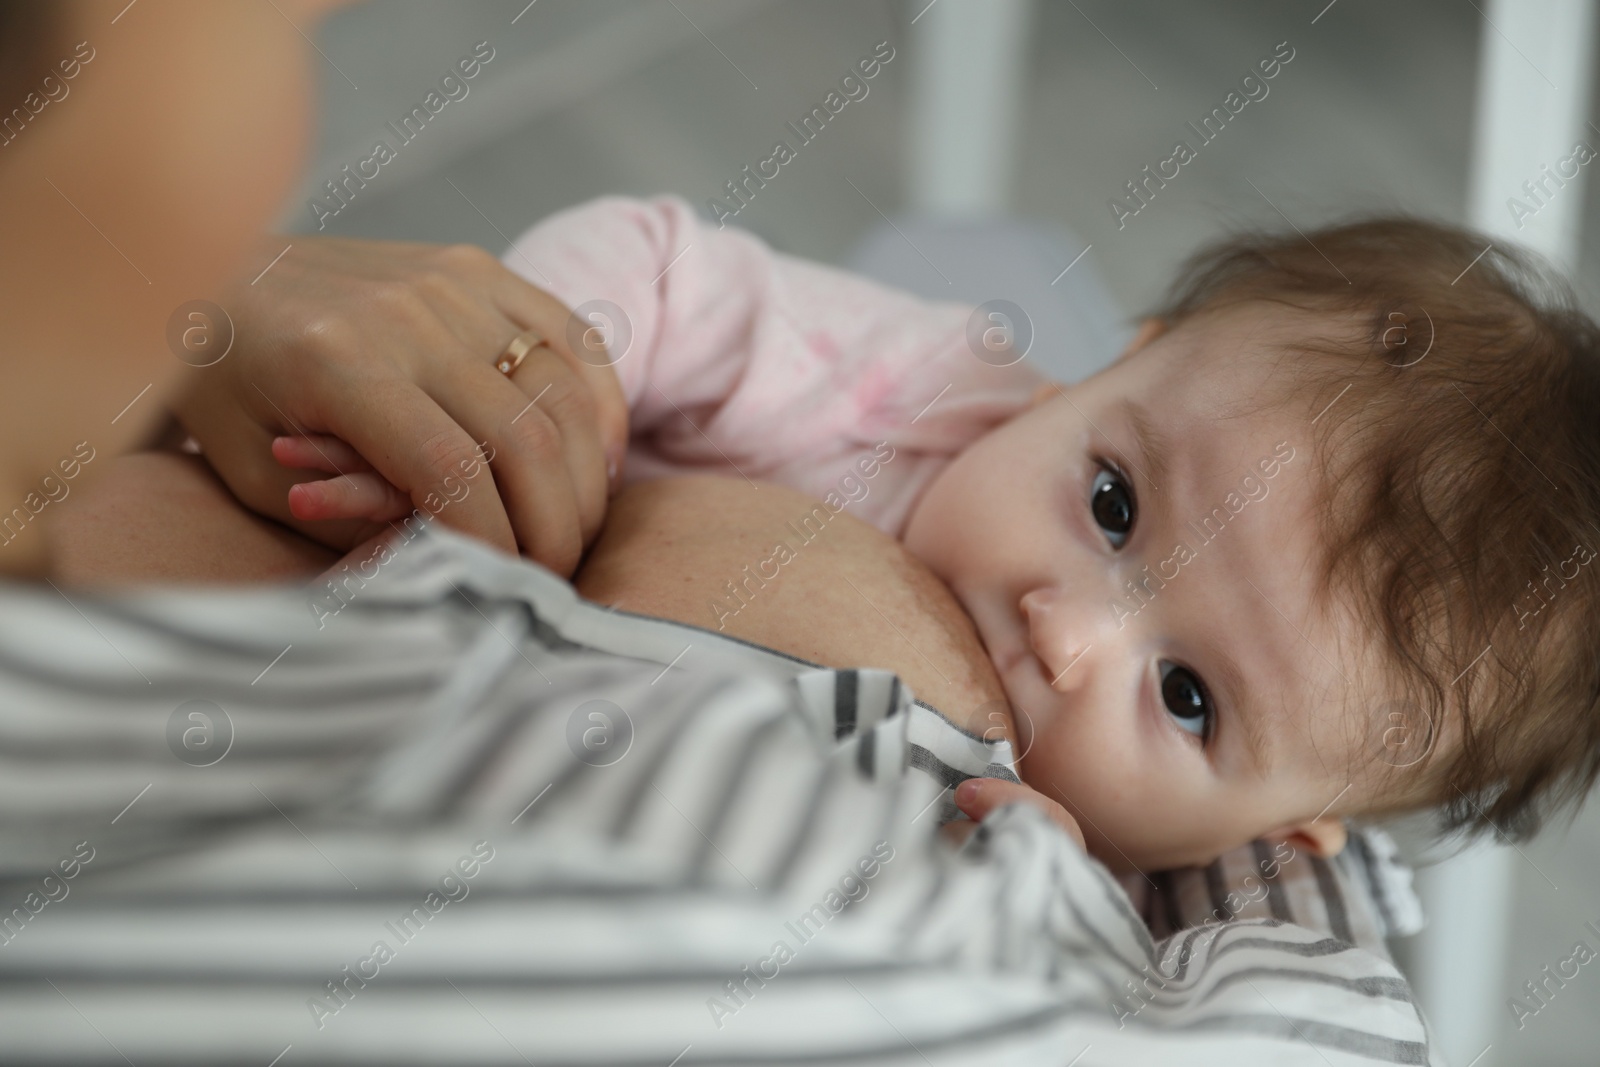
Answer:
xmin=904 ymin=305 xmax=1377 ymax=872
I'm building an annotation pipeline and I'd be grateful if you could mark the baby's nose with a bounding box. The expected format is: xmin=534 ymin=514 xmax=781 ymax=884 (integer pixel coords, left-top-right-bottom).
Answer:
xmin=1019 ymin=587 xmax=1100 ymax=692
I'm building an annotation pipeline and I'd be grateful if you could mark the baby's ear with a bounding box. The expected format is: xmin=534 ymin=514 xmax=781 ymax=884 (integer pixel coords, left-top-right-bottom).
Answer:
xmin=1266 ymin=816 xmax=1348 ymax=858
xmin=1116 ymin=318 xmax=1168 ymax=362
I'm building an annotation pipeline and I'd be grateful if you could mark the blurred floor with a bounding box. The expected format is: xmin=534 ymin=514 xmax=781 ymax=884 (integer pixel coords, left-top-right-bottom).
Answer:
xmin=298 ymin=3 xmax=1600 ymax=1063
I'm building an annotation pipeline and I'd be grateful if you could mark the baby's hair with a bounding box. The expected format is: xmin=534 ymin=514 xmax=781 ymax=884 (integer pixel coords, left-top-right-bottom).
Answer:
xmin=1150 ymin=217 xmax=1600 ymax=843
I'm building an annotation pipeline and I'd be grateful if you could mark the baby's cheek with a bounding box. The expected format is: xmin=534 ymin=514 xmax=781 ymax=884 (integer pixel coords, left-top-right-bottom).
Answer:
xmin=1018 ymin=726 xmax=1176 ymax=868
xmin=1018 ymin=720 xmax=1108 ymax=805
xmin=909 ymin=445 xmax=1024 ymax=577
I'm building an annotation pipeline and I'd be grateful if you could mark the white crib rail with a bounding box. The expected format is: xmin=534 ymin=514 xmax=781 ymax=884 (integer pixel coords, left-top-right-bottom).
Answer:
xmin=1404 ymin=2 xmax=1596 ymax=1064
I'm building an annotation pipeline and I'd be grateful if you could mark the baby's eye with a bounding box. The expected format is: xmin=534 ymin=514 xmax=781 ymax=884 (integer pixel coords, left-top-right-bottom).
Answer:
xmin=1090 ymin=465 xmax=1136 ymax=548
xmin=1160 ymin=662 xmax=1212 ymax=740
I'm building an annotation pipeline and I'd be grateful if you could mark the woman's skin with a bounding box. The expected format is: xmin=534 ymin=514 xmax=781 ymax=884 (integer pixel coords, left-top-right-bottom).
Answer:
xmin=573 ymin=476 xmax=1011 ymax=734
xmin=577 ymin=477 xmax=1087 ymax=847
xmin=46 ymin=451 xmax=339 ymax=584
xmin=48 ymin=456 xmax=1007 ymax=721
xmin=0 ymin=0 xmax=332 ymax=578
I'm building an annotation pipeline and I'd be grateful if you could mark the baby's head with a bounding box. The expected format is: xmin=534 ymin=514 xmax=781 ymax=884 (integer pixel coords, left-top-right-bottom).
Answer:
xmin=905 ymin=218 xmax=1600 ymax=872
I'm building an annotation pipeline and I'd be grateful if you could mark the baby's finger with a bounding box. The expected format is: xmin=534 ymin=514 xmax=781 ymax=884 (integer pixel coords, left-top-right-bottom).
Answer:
xmin=953 ymin=778 xmax=1086 ymax=849
xmin=288 ymin=472 xmax=413 ymax=523
xmin=272 ymin=434 xmax=374 ymax=474
xmin=939 ymin=819 xmax=979 ymax=848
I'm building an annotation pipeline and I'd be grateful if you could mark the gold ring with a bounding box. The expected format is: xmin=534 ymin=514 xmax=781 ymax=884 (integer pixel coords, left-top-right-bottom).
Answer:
xmin=495 ymin=330 xmax=546 ymax=376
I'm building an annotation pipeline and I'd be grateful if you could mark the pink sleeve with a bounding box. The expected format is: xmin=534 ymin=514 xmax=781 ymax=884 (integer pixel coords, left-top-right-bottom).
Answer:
xmin=501 ymin=195 xmax=1042 ymax=535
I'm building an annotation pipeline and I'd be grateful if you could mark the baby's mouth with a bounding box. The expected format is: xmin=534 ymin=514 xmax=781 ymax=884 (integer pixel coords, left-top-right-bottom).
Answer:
xmin=999 ymin=643 xmax=1045 ymax=684
xmin=981 ymin=637 xmax=1053 ymax=762
xmin=987 ymin=600 xmax=1097 ymax=768
xmin=964 ymin=594 xmax=1039 ymax=689
xmin=995 ymin=624 xmax=1052 ymax=688
xmin=954 ymin=590 xmax=1051 ymax=748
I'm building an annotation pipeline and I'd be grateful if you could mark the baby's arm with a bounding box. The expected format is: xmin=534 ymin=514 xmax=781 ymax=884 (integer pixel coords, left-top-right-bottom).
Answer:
xmin=508 ymin=196 xmax=1041 ymax=504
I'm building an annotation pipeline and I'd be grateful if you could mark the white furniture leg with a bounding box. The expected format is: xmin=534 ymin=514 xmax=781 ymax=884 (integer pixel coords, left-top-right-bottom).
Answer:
xmin=1414 ymin=3 xmax=1596 ymax=1064
xmin=905 ymin=0 xmax=1035 ymax=218
xmin=1465 ymin=0 xmax=1597 ymax=271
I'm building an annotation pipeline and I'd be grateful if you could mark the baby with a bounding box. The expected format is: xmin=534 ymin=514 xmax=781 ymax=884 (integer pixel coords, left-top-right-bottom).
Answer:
xmin=57 ymin=197 xmax=1600 ymax=876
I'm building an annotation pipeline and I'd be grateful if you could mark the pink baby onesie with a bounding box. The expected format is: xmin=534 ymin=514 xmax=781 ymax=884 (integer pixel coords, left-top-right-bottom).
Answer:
xmin=501 ymin=195 xmax=1043 ymax=536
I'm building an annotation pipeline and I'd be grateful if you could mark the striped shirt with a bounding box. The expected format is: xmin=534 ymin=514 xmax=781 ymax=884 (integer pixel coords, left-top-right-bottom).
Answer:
xmin=0 ymin=524 xmax=1436 ymax=1065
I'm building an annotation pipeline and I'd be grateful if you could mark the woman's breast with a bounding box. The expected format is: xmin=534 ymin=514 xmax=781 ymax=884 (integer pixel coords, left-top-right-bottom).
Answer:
xmin=573 ymin=475 xmax=1009 ymax=735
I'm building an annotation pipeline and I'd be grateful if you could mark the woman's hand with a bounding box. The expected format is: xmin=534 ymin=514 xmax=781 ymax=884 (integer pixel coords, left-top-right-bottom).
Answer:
xmin=944 ymin=777 xmax=1086 ymax=849
xmin=170 ymin=235 xmax=627 ymax=577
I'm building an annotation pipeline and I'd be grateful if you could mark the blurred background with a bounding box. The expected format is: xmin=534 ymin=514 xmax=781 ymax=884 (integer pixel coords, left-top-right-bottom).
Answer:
xmin=295 ymin=2 xmax=1600 ymax=1063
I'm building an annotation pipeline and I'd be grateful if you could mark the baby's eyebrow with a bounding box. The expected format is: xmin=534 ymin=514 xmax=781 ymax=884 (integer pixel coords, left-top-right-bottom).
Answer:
xmin=1122 ymin=401 xmax=1173 ymax=495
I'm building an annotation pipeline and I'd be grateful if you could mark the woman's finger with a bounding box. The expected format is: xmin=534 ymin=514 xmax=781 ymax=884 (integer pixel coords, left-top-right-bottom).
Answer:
xmin=537 ymin=314 xmax=629 ymax=494
xmin=376 ymin=277 xmax=601 ymax=569
xmin=179 ymin=392 xmax=378 ymax=550
xmin=505 ymin=346 xmax=609 ymax=545
xmin=271 ymin=434 xmax=373 ymax=474
xmin=405 ymin=251 xmax=628 ymax=499
xmin=440 ymin=246 xmax=630 ymax=483
xmin=320 ymin=375 xmax=520 ymax=558
xmin=424 ymin=357 xmax=587 ymax=575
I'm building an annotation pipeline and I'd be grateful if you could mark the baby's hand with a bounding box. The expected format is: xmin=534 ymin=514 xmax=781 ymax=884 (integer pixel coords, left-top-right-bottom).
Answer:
xmin=273 ymin=419 xmax=625 ymax=577
xmin=273 ymin=434 xmax=417 ymax=524
xmin=946 ymin=777 xmax=1086 ymax=849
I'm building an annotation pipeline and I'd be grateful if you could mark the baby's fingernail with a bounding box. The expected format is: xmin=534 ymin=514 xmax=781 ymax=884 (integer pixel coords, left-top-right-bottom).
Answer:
xmin=297 ymin=479 xmax=330 ymax=506
xmin=954 ymin=779 xmax=980 ymax=806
